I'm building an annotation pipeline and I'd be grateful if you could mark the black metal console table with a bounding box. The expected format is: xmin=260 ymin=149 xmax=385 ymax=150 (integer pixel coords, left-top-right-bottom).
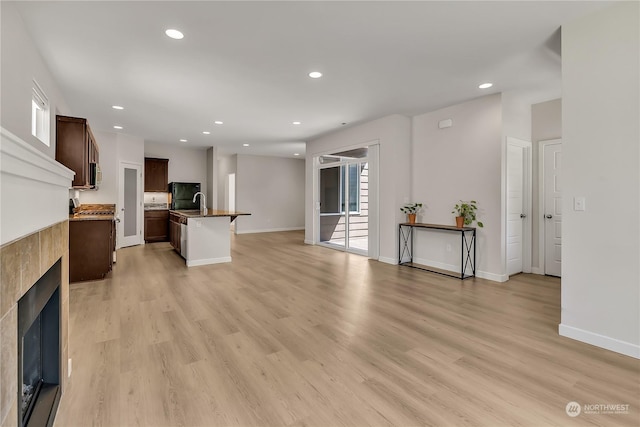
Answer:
xmin=398 ymin=223 xmax=476 ymax=280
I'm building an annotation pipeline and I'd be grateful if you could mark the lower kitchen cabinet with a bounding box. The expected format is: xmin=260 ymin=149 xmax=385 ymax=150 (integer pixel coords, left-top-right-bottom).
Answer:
xmin=69 ymin=219 xmax=114 ymax=282
xmin=144 ymin=210 xmax=169 ymax=242
xmin=169 ymin=212 xmax=184 ymax=255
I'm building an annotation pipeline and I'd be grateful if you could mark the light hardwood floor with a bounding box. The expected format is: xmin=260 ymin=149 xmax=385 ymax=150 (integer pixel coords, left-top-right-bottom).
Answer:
xmin=54 ymin=231 xmax=639 ymax=426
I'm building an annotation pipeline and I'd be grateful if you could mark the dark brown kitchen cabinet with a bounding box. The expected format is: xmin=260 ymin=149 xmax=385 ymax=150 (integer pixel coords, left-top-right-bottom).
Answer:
xmin=169 ymin=212 xmax=184 ymax=254
xmin=56 ymin=115 xmax=99 ymax=188
xmin=144 ymin=210 xmax=169 ymax=242
xmin=144 ymin=157 xmax=169 ymax=192
xmin=69 ymin=219 xmax=114 ymax=282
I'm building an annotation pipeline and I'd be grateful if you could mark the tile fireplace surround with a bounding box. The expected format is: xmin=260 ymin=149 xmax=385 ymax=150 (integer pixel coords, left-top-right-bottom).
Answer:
xmin=1 ymin=128 xmax=74 ymax=427
xmin=1 ymin=222 xmax=70 ymax=427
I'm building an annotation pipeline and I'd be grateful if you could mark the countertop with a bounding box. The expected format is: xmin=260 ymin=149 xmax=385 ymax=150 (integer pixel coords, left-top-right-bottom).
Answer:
xmin=69 ymin=213 xmax=115 ymax=221
xmin=170 ymin=209 xmax=251 ymax=219
xmin=70 ymin=203 xmax=116 ymax=221
xmin=144 ymin=203 xmax=169 ymax=211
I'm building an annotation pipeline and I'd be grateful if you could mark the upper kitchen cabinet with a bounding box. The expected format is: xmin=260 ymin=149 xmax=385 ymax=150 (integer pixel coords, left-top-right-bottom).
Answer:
xmin=144 ymin=157 xmax=169 ymax=192
xmin=56 ymin=115 xmax=99 ymax=188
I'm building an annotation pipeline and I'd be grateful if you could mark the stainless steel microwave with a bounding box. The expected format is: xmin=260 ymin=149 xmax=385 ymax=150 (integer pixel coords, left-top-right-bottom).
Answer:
xmin=89 ymin=162 xmax=102 ymax=189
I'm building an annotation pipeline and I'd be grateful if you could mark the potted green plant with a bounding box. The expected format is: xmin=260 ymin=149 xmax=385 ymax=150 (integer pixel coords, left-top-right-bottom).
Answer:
xmin=400 ymin=203 xmax=422 ymax=224
xmin=452 ymin=200 xmax=484 ymax=228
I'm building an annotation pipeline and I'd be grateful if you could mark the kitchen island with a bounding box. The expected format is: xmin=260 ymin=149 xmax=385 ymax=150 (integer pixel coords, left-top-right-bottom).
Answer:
xmin=169 ymin=209 xmax=250 ymax=267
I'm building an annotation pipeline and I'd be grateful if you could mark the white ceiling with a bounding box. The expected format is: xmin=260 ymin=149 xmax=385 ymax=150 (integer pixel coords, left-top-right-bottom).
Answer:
xmin=13 ymin=1 xmax=610 ymax=158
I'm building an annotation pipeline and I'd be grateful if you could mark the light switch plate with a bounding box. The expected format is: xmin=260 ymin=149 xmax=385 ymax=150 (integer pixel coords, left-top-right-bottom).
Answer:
xmin=574 ymin=196 xmax=586 ymax=211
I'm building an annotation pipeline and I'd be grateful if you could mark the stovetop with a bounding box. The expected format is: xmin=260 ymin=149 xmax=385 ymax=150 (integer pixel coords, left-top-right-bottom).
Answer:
xmin=76 ymin=210 xmax=114 ymax=215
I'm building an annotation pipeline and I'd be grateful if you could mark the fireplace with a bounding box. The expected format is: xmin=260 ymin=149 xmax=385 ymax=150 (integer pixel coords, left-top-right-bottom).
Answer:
xmin=1 ymin=128 xmax=74 ymax=426
xmin=17 ymin=260 xmax=61 ymax=427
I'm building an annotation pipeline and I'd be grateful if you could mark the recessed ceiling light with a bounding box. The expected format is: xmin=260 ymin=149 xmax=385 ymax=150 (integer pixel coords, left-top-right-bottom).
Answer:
xmin=165 ymin=29 xmax=184 ymax=40
xmin=308 ymin=71 xmax=322 ymax=79
xmin=202 ymin=131 xmax=210 ymax=135
xmin=479 ymin=82 xmax=493 ymax=89
xmin=179 ymin=139 xmax=187 ymax=142
xmin=113 ymin=125 xmax=123 ymax=130
xmin=294 ymin=153 xmax=300 ymax=156
xmin=214 ymin=121 xmax=223 ymax=125
xmin=292 ymin=121 xmax=301 ymax=125
xmin=243 ymin=143 xmax=250 ymax=147
xmin=112 ymin=105 xmax=124 ymax=110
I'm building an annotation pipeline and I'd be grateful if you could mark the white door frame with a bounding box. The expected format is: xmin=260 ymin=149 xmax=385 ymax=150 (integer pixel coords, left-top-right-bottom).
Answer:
xmin=538 ymin=139 xmax=562 ymax=275
xmin=317 ymin=158 xmax=367 ymax=255
xmin=506 ymin=137 xmax=532 ymax=275
xmin=227 ymin=173 xmax=236 ymax=232
xmin=312 ymin=141 xmax=379 ymax=258
xmin=118 ymin=161 xmax=143 ymax=248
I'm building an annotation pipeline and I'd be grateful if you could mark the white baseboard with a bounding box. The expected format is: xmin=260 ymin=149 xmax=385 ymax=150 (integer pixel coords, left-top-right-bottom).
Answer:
xmin=413 ymin=257 xmax=507 ymax=282
xmin=186 ymin=256 xmax=232 ymax=267
xmin=304 ymin=239 xmax=315 ymax=245
xmin=477 ymin=271 xmax=508 ymax=282
xmin=559 ymin=324 xmax=640 ymax=359
xmin=235 ymin=227 xmax=304 ymax=235
xmin=531 ymin=267 xmax=544 ymax=275
xmin=378 ymin=256 xmax=398 ymax=265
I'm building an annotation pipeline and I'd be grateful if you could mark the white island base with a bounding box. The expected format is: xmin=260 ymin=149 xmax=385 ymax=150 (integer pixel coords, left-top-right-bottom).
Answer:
xmin=170 ymin=209 xmax=251 ymax=267
xmin=185 ymin=216 xmax=232 ymax=266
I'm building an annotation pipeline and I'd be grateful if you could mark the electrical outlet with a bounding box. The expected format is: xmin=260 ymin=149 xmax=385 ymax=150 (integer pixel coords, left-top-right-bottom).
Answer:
xmin=574 ymin=196 xmax=586 ymax=211
xmin=196 ymin=220 xmax=202 ymax=228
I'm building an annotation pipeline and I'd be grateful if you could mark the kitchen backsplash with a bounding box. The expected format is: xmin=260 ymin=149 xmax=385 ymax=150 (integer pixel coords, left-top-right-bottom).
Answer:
xmin=144 ymin=192 xmax=169 ymax=204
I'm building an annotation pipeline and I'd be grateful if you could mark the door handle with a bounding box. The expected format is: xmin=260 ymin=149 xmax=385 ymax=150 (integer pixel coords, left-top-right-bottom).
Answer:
xmin=520 ymin=214 xmax=527 ymax=218
xmin=545 ymin=214 xmax=553 ymax=219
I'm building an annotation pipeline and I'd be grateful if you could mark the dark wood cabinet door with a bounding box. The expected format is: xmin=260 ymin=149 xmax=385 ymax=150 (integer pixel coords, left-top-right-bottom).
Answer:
xmin=144 ymin=210 xmax=169 ymax=242
xmin=56 ymin=116 xmax=90 ymax=188
xmin=69 ymin=220 xmax=113 ymax=282
xmin=169 ymin=214 xmax=181 ymax=253
xmin=144 ymin=158 xmax=169 ymax=192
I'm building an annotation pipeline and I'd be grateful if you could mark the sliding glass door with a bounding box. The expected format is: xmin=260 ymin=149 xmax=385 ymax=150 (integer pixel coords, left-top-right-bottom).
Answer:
xmin=318 ymin=148 xmax=369 ymax=255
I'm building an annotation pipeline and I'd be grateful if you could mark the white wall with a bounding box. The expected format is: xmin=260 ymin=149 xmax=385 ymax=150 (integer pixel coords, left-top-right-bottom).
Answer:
xmin=531 ymin=98 xmax=561 ymax=270
xmin=235 ymin=154 xmax=305 ymax=234
xmin=305 ymin=114 xmax=412 ymax=263
xmin=76 ymin=131 xmax=144 ymax=206
xmin=144 ymin=142 xmax=208 ymax=196
xmin=217 ymin=155 xmax=237 ymax=210
xmin=0 ymin=2 xmax=70 ymax=158
xmin=501 ymin=91 xmax=532 ymax=143
xmin=412 ymin=94 xmax=505 ymax=281
xmin=561 ymin=2 xmax=639 ymax=358
xmin=206 ymin=147 xmax=219 ymax=209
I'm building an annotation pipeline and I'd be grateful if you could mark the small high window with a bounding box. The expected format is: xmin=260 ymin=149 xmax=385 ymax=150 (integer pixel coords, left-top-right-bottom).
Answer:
xmin=31 ymin=80 xmax=50 ymax=146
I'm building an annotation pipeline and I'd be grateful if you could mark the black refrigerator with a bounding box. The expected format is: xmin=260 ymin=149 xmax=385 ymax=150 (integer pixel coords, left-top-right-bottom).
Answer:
xmin=169 ymin=182 xmax=201 ymax=210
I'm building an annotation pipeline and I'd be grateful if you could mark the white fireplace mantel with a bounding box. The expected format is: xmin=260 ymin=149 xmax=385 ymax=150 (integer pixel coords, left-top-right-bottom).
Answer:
xmin=0 ymin=127 xmax=75 ymax=246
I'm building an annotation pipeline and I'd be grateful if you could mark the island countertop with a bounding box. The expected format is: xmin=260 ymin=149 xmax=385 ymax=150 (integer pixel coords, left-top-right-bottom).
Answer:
xmin=170 ymin=209 xmax=251 ymax=221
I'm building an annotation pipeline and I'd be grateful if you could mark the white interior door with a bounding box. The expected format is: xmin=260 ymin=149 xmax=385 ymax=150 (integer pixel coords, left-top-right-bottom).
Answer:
xmin=118 ymin=162 xmax=142 ymax=248
xmin=507 ymin=139 xmax=529 ymax=275
xmin=542 ymin=141 xmax=562 ymax=277
xmin=227 ymin=173 xmax=236 ymax=231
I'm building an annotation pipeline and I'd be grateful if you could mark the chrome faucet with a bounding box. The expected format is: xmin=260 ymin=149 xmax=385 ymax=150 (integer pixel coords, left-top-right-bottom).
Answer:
xmin=192 ymin=192 xmax=206 ymax=213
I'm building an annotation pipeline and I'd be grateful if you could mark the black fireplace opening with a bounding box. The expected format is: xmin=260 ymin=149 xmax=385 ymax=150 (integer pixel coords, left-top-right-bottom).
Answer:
xmin=17 ymin=260 xmax=61 ymax=427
